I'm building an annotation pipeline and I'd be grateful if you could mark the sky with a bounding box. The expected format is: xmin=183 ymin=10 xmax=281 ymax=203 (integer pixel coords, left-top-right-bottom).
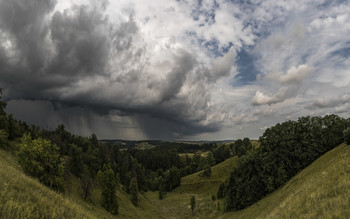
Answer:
xmin=1 ymin=0 xmax=350 ymax=140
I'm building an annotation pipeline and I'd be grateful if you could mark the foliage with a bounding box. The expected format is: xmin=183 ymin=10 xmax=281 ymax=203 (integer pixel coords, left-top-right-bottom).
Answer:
xmin=344 ymin=127 xmax=350 ymax=144
xmin=0 ymin=129 xmax=8 ymax=147
xmin=217 ymin=182 xmax=225 ymax=199
xmin=191 ymin=195 xmax=196 ymax=214
xmin=205 ymin=151 xmax=216 ymax=166
xmin=17 ymin=133 xmax=65 ymax=191
xmin=0 ymin=148 xmax=106 ymax=219
xmin=97 ymin=163 xmax=119 ymax=215
xmin=168 ymin=166 xmax=181 ymax=190
xmin=224 ymin=115 xmax=350 ymax=211
xmin=6 ymin=114 xmax=21 ymax=140
xmin=202 ymin=164 xmax=212 ymax=177
xmin=80 ymin=164 xmax=95 ymax=201
xmin=129 ymin=177 xmax=139 ymax=206
xmin=221 ymin=143 xmax=350 ymax=219
xmin=232 ymin=137 xmax=252 ymax=157
xmin=0 ymin=88 xmax=6 ymax=115
xmin=214 ymin=145 xmax=231 ymax=163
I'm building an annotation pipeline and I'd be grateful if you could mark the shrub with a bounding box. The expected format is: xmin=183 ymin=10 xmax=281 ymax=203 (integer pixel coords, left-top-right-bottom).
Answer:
xmin=17 ymin=133 xmax=65 ymax=191
xmin=202 ymin=164 xmax=212 ymax=177
xmin=0 ymin=129 xmax=8 ymax=147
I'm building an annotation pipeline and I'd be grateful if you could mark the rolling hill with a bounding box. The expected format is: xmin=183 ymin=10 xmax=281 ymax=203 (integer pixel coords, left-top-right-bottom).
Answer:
xmin=1 ymin=141 xmax=349 ymax=218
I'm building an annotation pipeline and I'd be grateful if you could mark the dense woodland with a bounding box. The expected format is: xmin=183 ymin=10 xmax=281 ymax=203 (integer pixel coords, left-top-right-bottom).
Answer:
xmin=221 ymin=114 xmax=350 ymax=211
xmin=1 ymin=88 xmax=349 ymax=215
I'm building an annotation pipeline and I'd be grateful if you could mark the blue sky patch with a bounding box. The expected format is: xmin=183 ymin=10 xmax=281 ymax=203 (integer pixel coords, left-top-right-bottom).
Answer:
xmin=232 ymin=49 xmax=260 ymax=86
xmin=331 ymin=47 xmax=350 ymax=59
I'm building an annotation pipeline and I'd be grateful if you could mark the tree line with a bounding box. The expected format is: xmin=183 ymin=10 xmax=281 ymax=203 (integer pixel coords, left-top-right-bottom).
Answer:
xmin=220 ymin=115 xmax=350 ymax=211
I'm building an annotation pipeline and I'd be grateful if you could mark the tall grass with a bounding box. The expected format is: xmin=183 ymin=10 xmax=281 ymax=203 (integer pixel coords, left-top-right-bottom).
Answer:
xmin=0 ymin=148 xmax=111 ymax=218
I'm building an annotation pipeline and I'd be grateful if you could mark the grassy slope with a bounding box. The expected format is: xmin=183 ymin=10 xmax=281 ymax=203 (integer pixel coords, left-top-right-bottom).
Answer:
xmin=148 ymin=143 xmax=350 ymax=219
xmin=219 ymin=143 xmax=350 ymax=219
xmin=176 ymin=156 xmax=238 ymax=195
xmin=2 ymin=141 xmax=349 ymax=218
xmin=144 ymin=156 xmax=239 ymax=218
xmin=0 ymin=147 xmax=115 ymax=218
xmin=0 ymin=145 xmax=159 ymax=219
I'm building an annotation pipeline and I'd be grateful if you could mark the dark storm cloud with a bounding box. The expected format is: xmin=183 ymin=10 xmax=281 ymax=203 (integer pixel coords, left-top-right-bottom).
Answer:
xmin=161 ymin=50 xmax=194 ymax=102
xmin=0 ymin=0 xmax=227 ymax=138
xmin=49 ymin=5 xmax=110 ymax=77
xmin=0 ymin=0 xmax=58 ymax=98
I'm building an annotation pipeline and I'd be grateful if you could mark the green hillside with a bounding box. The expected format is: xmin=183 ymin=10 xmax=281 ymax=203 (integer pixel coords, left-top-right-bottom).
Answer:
xmin=145 ymin=143 xmax=350 ymax=219
xmin=1 ymin=141 xmax=349 ymax=218
xmin=0 ymin=145 xmax=158 ymax=219
xmin=219 ymin=143 xmax=350 ymax=218
xmin=142 ymin=156 xmax=238 ymax=218
xmin=175 ymin=156 xmax=238 ymax=194
xmin=0 ymin=147 xmax=103 ymax=218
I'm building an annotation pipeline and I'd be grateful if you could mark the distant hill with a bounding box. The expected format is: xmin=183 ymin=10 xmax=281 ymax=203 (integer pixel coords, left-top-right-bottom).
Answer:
xmin=100 ymin=139 xmax=235 ymax=149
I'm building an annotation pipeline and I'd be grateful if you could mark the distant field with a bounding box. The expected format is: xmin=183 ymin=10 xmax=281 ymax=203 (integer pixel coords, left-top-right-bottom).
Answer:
xmin=178 ymin=151 xmax=210 ymax=158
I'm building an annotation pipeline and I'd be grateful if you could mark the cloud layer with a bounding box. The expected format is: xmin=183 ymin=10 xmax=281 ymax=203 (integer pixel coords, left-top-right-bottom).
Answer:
xmin=1 ymin=0 xmax=350 ymax=140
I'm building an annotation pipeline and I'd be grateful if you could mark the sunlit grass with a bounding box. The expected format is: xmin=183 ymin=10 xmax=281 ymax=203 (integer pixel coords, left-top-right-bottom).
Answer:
xmin=0 ymin=148 xmax=103 ymax=218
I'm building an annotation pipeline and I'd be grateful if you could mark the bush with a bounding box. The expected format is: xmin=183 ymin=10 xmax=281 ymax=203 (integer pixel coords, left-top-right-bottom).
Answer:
xmin=0 ymin=129 xmax=8 ymax=147
xmin=17 ymin=133 xmax=65 ymax=191
xmin=202 ymin=164 xmax=212 ymax=177
xmin=129 ymin=177 xmax=139 ymax=206
xmin=344 ymin=128 xmax=350 ymax=144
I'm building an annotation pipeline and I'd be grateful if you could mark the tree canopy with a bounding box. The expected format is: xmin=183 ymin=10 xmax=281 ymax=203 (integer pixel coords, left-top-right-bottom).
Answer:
xmin=223 ymin=115 xmax=350 ymax=211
